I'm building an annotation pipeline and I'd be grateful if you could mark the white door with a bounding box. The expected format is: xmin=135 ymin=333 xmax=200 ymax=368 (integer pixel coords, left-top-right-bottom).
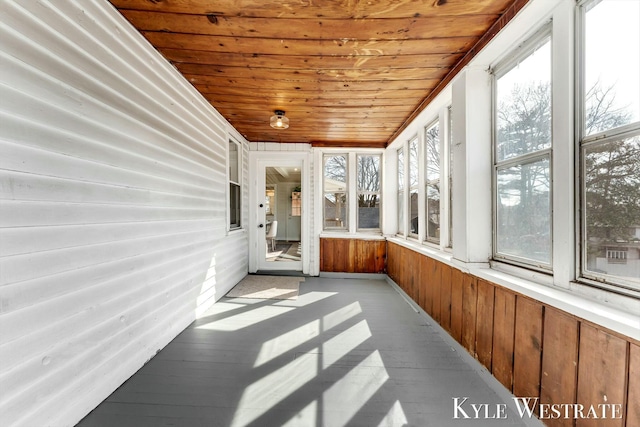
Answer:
xmin=256 ymin=161 xmax=303 ymax=271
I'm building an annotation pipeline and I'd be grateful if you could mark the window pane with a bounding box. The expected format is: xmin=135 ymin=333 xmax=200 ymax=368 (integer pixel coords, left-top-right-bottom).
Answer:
xmin=496 ymin=40 xmax=551 ymax=161
xmin=584 ymin=135 xmax=640 ymax=281
xmin=397 ymin=191 xmax=405 ymax=235
xmin=324 ymin=155 xmax=347 ymax=187
xmin=357 ymin=154 xmax=381 ymax=229
xmin=229 ymin=141 xmax=239 ymax=183
xmin=358 ymin=195 xmax=380 ymax=229
xmin=410 ymin=189 xmax=419 ymax=235
xmin=496 ymin=157 xmax=551 ymax=265
xmin=357 ymin=155 xmax=380 ymax=192
xmin=584 ymin=0 xmax=640 ymax=135
xmin=397 ymin=148 xmax=404 ymax=190
xmin=229 ymin=183 xmax=241 ymax=229
xmin=324 ymin=193 xmax=347 ymax=229
xmin=426 ymin=123 xmax=440 ymax=242
xmin=409 ymin=139 xmax=419 ymax=188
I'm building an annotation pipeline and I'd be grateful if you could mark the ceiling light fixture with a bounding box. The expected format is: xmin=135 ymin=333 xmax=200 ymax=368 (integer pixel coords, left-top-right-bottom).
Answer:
xmin=270 ymin=109 xmax=289 ymax=129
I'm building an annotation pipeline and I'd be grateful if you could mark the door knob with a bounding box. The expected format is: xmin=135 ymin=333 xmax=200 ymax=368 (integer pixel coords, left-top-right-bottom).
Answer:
xmin=258 ymin=224 xmax=264 ymax=228
xmin=259 ymin=203 xmax=264 ymax=208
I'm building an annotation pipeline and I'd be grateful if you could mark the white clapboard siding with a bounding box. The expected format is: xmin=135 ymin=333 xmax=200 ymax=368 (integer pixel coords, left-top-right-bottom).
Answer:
xmin=0 ymin=1 xmax=249 ymax=426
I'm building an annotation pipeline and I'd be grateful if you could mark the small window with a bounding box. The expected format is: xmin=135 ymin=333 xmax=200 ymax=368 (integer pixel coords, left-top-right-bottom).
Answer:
xmin=323 ymin=154 xmax=348 ymax=230
xmin=409 ymin=138 xmax=419 ymax=237
xmin=425 ymin=122 xmax=440 ymax=244
xmin=493 ymin=29 xmax=552 ymax=269
xmin=228 ymin=139 xmax=241 ymax=230
xmin=357 ymin=154 xmax=381 ymax=230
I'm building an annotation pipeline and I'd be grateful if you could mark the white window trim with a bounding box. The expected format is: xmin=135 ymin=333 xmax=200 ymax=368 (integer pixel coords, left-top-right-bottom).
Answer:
xmin=320 ymin=149 xmax=385 ymax=235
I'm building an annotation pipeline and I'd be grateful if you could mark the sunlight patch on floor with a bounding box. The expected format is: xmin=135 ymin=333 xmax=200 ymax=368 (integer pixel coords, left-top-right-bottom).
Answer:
xmin=377 ymin=400 xmax=409 ymax=427
xmin=231 ymin=350 xmax=319 ymax=427
xmin=195 ymin=305 xmax=295 ymax=331
xmin=322 ymin=319 xmax=372 ymax=369
xmin=323 ymin=350 xmax=390 ymax=427
xmin=254 ymin=319 xmax=320 ymax=368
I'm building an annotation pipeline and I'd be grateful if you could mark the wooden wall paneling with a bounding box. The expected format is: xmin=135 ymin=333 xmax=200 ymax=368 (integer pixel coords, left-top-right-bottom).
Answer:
xmin=418 ymin=255 xmax=430 ymax=313
xmin=576 ymin=324 xmax=627 ymax=427
xmin=431 ymin=258 xmax=442 ymax=323
xmin=627 ymin=343 xmax=640 ymax=427
xmin=376 ymin=240 xmax=386 ymax=273
xmin=424 ymin=257 xmax=435 ymax=316
xmin=491 ymin=287 xmax=516 ymax=392
xmin=411 ymin=250 xmax=421 ymax=302
xmin=450 ymin=268 xmax=464 ymax=343
xmin=355 ymin=240 xmax=367 ymax=273
xmin=440 ymin=263 xmax=452 ymax=332
xmin=461 ymin=274 xmax=478 ymax=355
xmin=540 ymin=307 xmax=579 ymax=427
xmin=386 ymin=242 xmax=396 ymax=280
xmin=475 ymin=279 xmax=495 ymax=369
xmin=513 ymin=297 xmax=544 ymax=399
xmin=321 ymin=238 xmax=333 ymax=272
xmin=346 ymin=239 xmax=356 ymax=273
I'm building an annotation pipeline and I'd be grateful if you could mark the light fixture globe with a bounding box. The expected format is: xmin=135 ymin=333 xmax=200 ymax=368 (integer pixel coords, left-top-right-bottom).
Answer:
xmin=270 ymin=109 xmax=289 ymax=129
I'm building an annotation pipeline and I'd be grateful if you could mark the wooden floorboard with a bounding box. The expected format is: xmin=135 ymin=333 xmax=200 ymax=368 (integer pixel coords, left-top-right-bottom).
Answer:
xmin=78 ymin=277 xmax=543 ymax=427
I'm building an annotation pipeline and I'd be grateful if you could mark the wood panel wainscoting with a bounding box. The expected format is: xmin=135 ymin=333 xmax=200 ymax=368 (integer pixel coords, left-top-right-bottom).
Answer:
xmin=387 ymin=241 xmax=639 ymax=427
xmin=320 ymin=238 xmax=386 ymax=274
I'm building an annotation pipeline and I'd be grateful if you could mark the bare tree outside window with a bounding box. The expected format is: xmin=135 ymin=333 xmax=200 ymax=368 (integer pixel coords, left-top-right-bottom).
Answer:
xmin=324 ymin=154 xmax=348 ymax=229
xmin=494 ymin=36 xmax=552 ymax=267
xmin=357 ymin=154 xmax=381 ymax=229
xmin=409 ymin=138 xmax=419 ymax=236
xmin=425 ymin=123 xmax=440 ymax=243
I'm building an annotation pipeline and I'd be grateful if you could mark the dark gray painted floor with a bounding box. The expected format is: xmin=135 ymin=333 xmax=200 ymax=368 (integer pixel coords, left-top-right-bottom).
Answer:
xmin=78 ymin=277 xmax=544 ymax=427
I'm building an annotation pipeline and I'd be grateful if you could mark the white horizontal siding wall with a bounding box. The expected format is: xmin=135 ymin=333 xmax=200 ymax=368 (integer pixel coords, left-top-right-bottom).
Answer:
xmin=0 ymin=1 xmax=248 ymax=426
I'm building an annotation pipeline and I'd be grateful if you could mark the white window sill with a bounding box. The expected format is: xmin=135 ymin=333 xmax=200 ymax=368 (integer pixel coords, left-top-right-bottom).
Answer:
xmin=320 ymin=231 xmax=385 ymax=240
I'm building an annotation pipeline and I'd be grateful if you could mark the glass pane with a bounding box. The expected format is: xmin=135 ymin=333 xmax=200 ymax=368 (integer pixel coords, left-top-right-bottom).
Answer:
xmin=324 ymin=155 xmax=347 ymax=187
xmin=426 ymin=123 xmax=440 ymax=242
xmin=397 ymin=191 xmax=405 ymax=235
xmin=496 ymin=157 xmax=551 ymax=265
xmin=397 ymin=147 xmax=404 ymax=190
xmin=229 ymin=183 xmax=241 ymax=228
xmin=584 ymin=0 xmax=640 ymax=135
xmin=496 ymin=39 xmax=551 ymax=161
xmin=324 ymin=193 xmax=347 ymax=229
xmin=409 ymin=189 xmax=419 ymax=235
xmin=409 ymin=138 xmax=419 ymax=189
xmin=358 ymin=195 xmax=380 ymax=229
xmin=357 ymin=155 xmax=381 ymax=192
xmin=448 ymin=108 xmax=453 ymax=247
xmin=229 ymin=141 xmax=239 ymax=183
xmin=426 ymin=183 xmax=440 ymax=242
xmin=584 ymin=135 xmax=640 ymax=281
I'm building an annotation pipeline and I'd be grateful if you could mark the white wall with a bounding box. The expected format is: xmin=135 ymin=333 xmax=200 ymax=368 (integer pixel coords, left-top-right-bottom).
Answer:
xmin=0 ymin=1 xmax=248 ymax=426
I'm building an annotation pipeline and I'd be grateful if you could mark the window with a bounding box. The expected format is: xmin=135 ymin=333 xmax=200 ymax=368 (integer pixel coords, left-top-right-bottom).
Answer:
xmin=493 ymin=30 xmax=552 ymax=269
xmin=409 ymin=138 xmax=419 ymax=237
xmin=357 ymin=154 xmax=381 ymax=230
xmin=323 ymin=154 xmax=348 ymax=230
xmin=228 ymin=139 xmax=241 ymax=230
xmin=579 ymin=0 xmax=640 ymax=289
xmin=397 ymin=147 xmax=405 ymax=235
xmin=448 ymin=106 xmax=453 ymax=248
xmin=291 ymin=191 xmax=301 ymax=216
xmin=425 ymin=122 xmax=440 ymax=243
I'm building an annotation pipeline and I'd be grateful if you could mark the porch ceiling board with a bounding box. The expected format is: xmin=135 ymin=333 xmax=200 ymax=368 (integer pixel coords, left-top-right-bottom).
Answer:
xmin=109 ymin=0 xmax=527 ymax=147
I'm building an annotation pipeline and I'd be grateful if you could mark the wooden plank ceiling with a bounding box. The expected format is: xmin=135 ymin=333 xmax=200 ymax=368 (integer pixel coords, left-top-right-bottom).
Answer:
xmin=109 ymin=0 xmax=526 ymax=148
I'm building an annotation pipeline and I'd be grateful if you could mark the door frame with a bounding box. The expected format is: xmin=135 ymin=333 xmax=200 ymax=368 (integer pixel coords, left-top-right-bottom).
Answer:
xmin=248 ymin=151 xmax=311 ymax=273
